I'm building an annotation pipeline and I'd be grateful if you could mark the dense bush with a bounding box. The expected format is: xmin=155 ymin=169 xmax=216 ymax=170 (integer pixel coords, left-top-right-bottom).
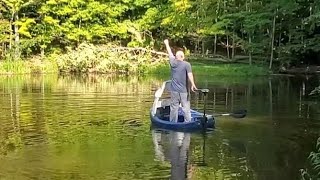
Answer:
xmin=55 ymin=43 xmax=167 ymax=74
xmin=301 ymin=137 xmax=320 ymax=180
xmin=0 ymin=56 xmax=57 ymax=74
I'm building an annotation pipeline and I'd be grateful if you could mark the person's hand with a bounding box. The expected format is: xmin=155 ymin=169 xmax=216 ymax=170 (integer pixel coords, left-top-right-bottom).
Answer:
xmin=191 ymin=84 xmax=198 ymax=92
xmin=164 ymin=39 xmax=169 ymax=45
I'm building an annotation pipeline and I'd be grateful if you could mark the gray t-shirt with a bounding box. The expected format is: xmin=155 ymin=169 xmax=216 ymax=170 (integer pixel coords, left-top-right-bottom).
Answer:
xmin=169 ymin=55 xmax=192 ymax=93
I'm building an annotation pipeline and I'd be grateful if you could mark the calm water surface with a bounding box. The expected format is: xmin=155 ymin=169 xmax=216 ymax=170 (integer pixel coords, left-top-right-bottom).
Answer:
xmin=0 ymin=74 xmax=319 ymax=180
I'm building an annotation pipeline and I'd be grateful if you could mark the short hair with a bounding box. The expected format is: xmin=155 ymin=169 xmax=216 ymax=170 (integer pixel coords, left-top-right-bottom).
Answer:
xmin=176 ymin=50 xmax=184 ymax=59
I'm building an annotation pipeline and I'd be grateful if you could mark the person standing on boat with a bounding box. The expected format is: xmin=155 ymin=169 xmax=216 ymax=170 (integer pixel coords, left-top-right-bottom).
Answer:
xmin=163 ymin=39 xmax=198 ymax=122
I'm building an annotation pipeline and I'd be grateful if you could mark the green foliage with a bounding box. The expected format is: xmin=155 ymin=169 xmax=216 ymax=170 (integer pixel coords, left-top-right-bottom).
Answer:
xmin=0 ymin=0 xmax=319 ymax=71
xmin=0 ymin=20 xmax=10 ymax=42
xmin=309 ymin=86 xmax=320 ymax=97
xmin=0 ymin=57 xmax=58 ymax=74
xmin=55 ymin=43 xmax=167 ymax=74
xmin=301 ymin=137 xmax=320 ymax=180
xmin=17 ymin=18 xmax=35 ymax=38
xmin=0 ymin=60 xmax=30 ymax=74
xmin=148 ymin=62 xmax=269 ymax=77
xmin=192 ymin=63 xmax=269 ymax=76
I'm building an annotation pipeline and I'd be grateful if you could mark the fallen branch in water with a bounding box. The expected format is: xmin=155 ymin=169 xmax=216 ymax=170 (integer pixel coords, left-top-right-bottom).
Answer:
xmin=57 ymin=43 xmax=168 ymax=73
xmin=108 ymin=47 xmax=168 ymax=56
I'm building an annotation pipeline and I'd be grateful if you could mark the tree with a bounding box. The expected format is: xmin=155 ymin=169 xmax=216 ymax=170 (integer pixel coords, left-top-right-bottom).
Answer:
xmin=1 ymin=0 xmax=36 ymax=59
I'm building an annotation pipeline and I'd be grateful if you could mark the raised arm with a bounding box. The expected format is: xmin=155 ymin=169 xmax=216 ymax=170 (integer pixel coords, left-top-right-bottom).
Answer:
xmin=164 ymin=39 xmax=174 ymax=59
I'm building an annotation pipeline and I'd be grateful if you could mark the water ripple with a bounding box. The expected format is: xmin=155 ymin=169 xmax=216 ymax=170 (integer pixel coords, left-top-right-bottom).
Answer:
xmin=0 ymin=74 xmax=319 ymax=180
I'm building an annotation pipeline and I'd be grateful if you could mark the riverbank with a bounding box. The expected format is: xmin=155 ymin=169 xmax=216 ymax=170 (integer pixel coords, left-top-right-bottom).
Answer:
xmin=0 ymin=59 xmax=270 ymax=76
xmin=0 ymin=58 xmax=58 ymax=75
xmin=0 ymin=43 xmax=270 ymax=76
xmin=147 ymin=62 xmax=269 ymax=76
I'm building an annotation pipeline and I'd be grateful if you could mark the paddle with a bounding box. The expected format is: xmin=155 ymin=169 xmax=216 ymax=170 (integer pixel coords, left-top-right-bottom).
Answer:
xmin=197 ymin=88 xmax=209 ymax=94
xmin=212 ymin=109 xmax=247 ymax=118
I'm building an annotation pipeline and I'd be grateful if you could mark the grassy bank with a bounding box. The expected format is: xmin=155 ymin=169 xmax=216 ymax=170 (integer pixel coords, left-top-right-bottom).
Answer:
xmin=0 ymin=59 xmax=269 ymax=76
xmin=147 ymin=62 xmax=270 ymax=76
xmin=0 ymin=58 xmax=58 ymax=75
xmin=0 ymin=43 xmax=269 ymax=76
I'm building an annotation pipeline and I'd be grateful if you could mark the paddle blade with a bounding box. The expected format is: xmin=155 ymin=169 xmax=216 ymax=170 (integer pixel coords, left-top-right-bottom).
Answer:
xmin=198 ymin=89 xmax=209 ymax=93
xmin=230 ymin=109 xmax=247 ymax=118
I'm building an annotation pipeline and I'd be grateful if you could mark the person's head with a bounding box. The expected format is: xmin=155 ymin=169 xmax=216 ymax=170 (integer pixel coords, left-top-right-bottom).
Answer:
xmin=175 ymin=50 xmax=185 ymax=61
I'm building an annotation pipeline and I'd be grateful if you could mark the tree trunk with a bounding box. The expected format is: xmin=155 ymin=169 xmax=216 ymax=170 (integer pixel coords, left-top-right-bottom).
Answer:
xmin=202 ymin=39 xmax=205 ymax=55
xmin=196 ymin=8 xmax=200 ymax=54
xmin=225 ymin=88 xmax=228 ymax=107
xmin=301 ymin=19 xmax=304 ymax=45
xmin=214 ymin=0 xmax=220 ymax=56
xmin=78 ymin=19 xmax=82 ymax=44
xmin=14 ymin=12 xmax=20 ymax=60
xmin=245 ymin=0 xmax=248 ymax=11
xmin=214 ymin=34 xmax=217 ymax=55
xmin=226 ymin=35 xmax=230 ymax=59
xmin=197 ymin=39 xmax=200 ymax=54
xmin=278 ymin=29 xmax=282 ymax=60
xmin=231 ymin=89 xmax=234 ymax=110
xmin=41 ymin=48 xmax=45 ymax=57
xmin=269 ymin=13 xmax=276 ymax=70
xmin=249 ymin=33 xmax=252 ymax=65
xmin=232 ymin=29 xmax=235 ymax=59
xmin=2 ymin=42 xmax=5 ymax=57
xmin=248 ymin=0 xmax=253 ymax=65
xmin=9 ymin=19 xmax=13 ymax=50
xmin=288 ymin=33 xmax=291 ymax=43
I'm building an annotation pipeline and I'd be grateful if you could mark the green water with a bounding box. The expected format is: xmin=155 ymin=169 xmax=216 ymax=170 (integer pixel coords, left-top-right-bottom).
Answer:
xmin=0 ymin=74 xmax=319 ymax=180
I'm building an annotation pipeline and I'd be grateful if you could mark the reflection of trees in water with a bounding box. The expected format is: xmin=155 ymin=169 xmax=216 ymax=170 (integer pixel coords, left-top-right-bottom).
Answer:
xmin=188 ymin=76 xmax=320 ymax=179
xmin=191 ymin=76 xmax=320 ymax=122
xmin=0 ymin=74 xmax=164 ymax=155
xmin=152 ymin=130 xmax=257 ymax=179
xmin=187 ymin=133 xmax=255 ymax=180
xmin=0 ymin=74 xmax=319 ymax=179
xmin=0 ymin=75 xmax=49 ymax=155
xmin=0 ymin=77 xmax=22 ymax=155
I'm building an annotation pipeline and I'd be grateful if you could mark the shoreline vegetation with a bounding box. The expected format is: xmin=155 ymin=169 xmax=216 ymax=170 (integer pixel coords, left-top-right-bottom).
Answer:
xmin=0 ymin=43 xmax=269 ymax=76
xmin=1 ymin=0 xmax=319 ymax=76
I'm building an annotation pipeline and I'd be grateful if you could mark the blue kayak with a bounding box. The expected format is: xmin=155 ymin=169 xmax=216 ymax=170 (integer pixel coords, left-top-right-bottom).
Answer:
xmin=150 ymin=106 xmax=215 ymax=131
xmin=150 ymin=80 xmax=215 ymax=131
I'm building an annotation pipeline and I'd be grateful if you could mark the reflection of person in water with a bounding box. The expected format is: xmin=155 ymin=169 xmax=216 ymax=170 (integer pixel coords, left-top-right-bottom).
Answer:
xmin=152 ymin=130 xmax=191 ymax=180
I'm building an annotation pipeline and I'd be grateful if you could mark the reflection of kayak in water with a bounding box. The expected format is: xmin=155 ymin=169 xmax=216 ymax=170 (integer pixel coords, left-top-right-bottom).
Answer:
xmin=150 ymin=81 xmax=215 ymax=131
xmin=152 ymin=129 xmax=191 ymax=180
